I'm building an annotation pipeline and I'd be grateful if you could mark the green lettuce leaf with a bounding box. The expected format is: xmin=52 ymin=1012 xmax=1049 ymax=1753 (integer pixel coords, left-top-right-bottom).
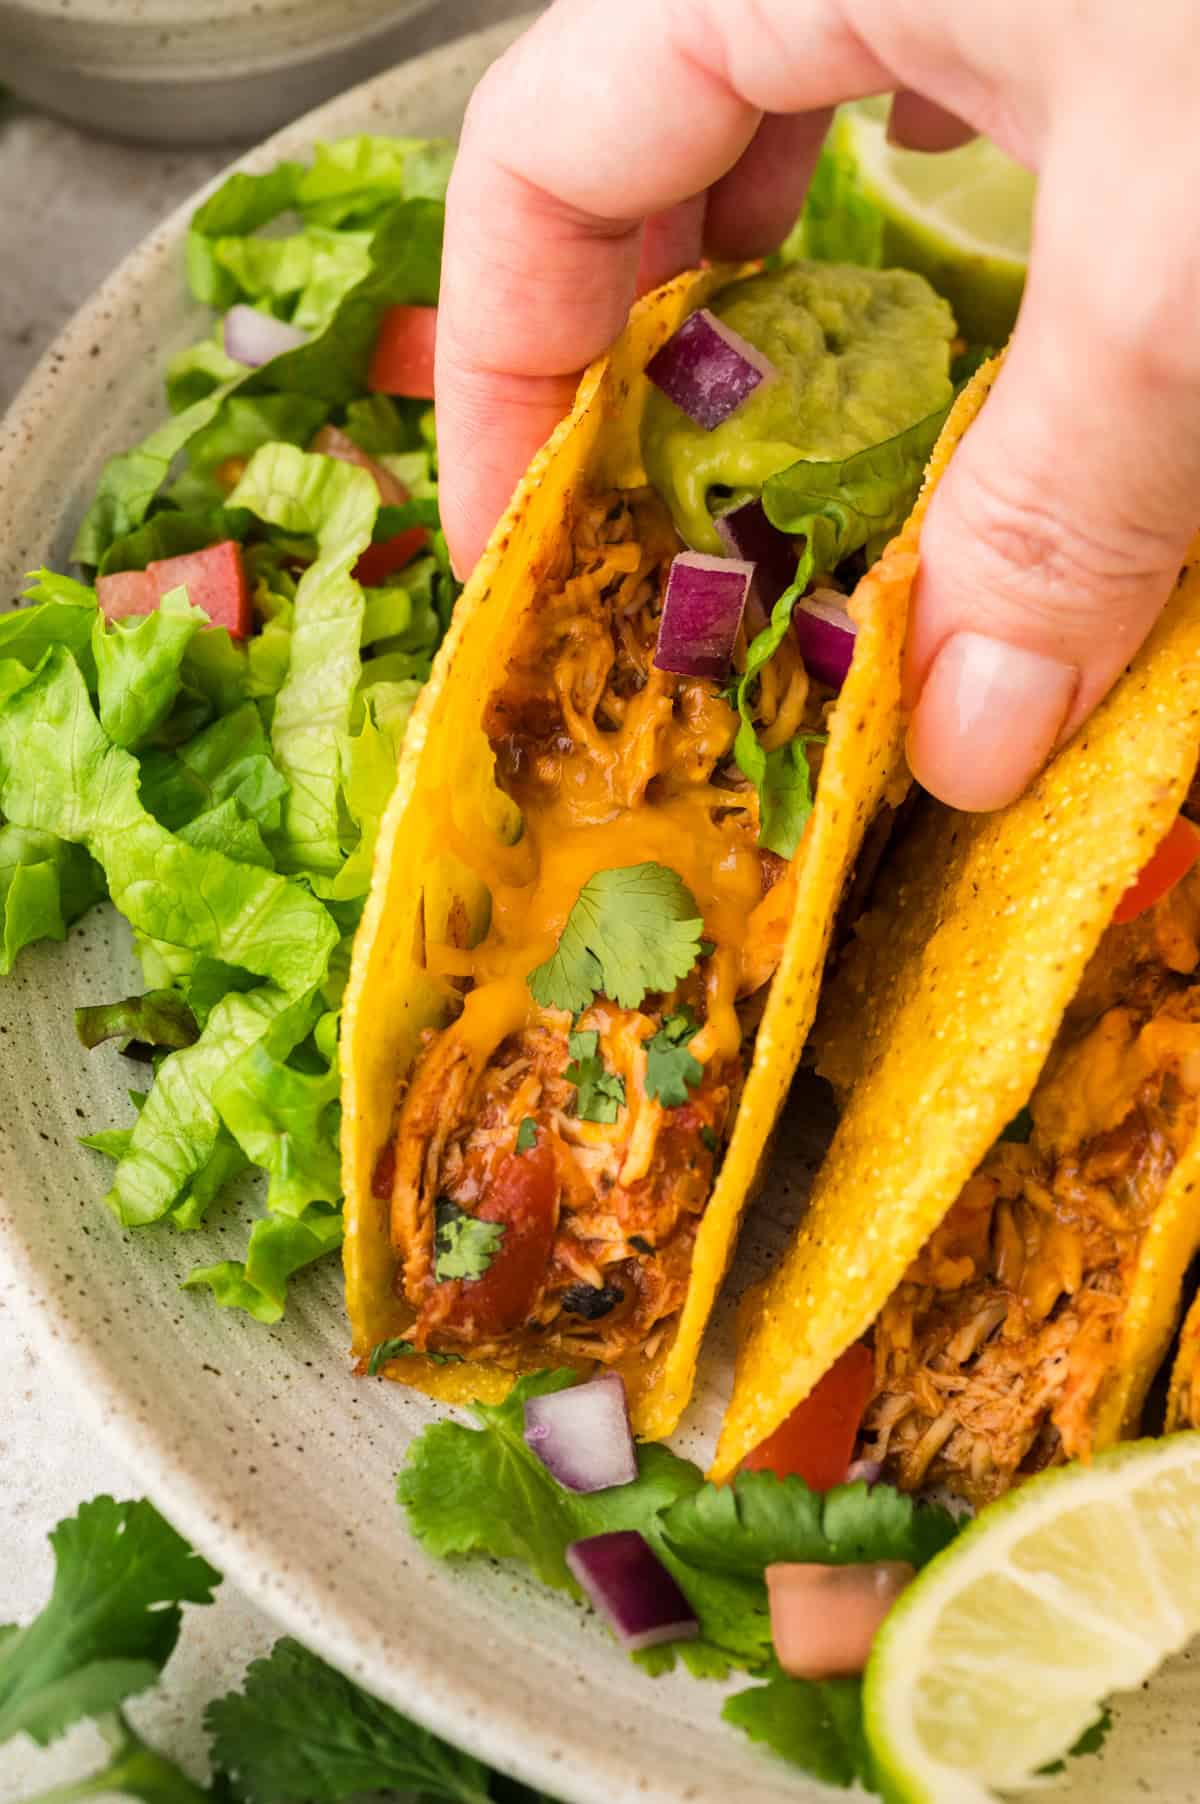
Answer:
xmin=72 ymin=382 xmax=242 ymax=567
xmin=295 ymin=133 xmax=456 ymax=224
xmin=184 ymin=1202 xmax=343 ymax=1323
xmin=213 ymin=998 xmax=341 ymax=1214
xmin=176 ymin=797 xmax=273 ymax=869
xmin=0 ymin=1495 xmax=219 ymax=1747
xmin=7 ymin=570 xmax=98 ymax=675
xmin=92 ymin=588 xmax=208 ymax=748
xmin=96 ymin=504 xmax=253 ymax=578
xmin=0 ymin=826 xmax=104 ymax=974
xmin=230 ymin=443 xmax=377 ymax=878
xmin=138 ymin=701 xmax=288 ymax=836
xmin=75 ymin=989 xmax=199 ymax=1054
xmin=733 ymin=398 xmax=953 ymax=856
xmin=103 ymin=986 xmax=294 ymax=1228
xmin=185 ymin=160 xmax=307 ymax=308
xmin=76 ymin=194 xmax=444 ymax=565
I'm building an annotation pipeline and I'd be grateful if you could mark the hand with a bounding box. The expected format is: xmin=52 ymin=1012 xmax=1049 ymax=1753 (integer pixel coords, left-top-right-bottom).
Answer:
xmin=436 ymin=0 xmax=1200 ymax=813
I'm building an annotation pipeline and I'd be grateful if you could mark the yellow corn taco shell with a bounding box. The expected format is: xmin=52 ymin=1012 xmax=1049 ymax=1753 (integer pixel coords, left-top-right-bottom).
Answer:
xmin=714 ymin=551 xmax=1200 ymax=1481
xmin=340 ymin=270 xmax=973 ymax=1437
xmin=1167 ymin=1292 xmax=1200 ymax=1431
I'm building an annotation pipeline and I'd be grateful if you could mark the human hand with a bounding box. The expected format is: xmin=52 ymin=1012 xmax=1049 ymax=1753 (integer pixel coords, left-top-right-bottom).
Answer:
xmin=436 ymin=0 xmax=1200 ymax=813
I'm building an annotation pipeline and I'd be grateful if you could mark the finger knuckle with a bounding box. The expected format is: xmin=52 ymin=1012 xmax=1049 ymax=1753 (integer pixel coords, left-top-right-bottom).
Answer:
xmin=927 ymin=454 xmax=1177 ymax=639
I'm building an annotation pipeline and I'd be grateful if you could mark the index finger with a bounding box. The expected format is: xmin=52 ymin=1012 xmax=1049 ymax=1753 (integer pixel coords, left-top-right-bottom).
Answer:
xmin=435 ymin=0 xmax=889 ymax=574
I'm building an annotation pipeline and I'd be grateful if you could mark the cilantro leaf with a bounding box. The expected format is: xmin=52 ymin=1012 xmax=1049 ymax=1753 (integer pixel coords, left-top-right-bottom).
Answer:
xmin=434 ymin=1198 xmax=505 ymax=1281
xmin=528 ymin=864 xmax=704 ymax=1013
xmin=660 ymin=1470 xmax=960 ymax=1578
xmin=0 ymin=1496 xmax=220 ymax=1748
xmin=516 ymin=1116 xmax=538 ymax=1154
xmin=722 ymin=1668 xmax=873 ymax=1790
xmin=206 ymin=1636 xmax=499 ymax=1804
xmin=645 ymin=1011 xmax=703 ymax=1108
xmin=367 ymin=1337 xmax=463 ymax=1374
xmin=396 ymin=1371 xmax=772 ymax=1673
xmin=565 ymin=1030 xmax=626 ymax=1124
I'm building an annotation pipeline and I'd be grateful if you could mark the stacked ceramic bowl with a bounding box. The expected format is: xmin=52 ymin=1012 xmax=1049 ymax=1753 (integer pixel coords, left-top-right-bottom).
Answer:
xmin=1 ymin=0 xmax=445 ymax=143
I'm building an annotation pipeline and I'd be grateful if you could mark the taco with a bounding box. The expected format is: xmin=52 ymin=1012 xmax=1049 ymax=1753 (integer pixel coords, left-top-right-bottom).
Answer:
xmin=341 ymin=257 xmax=970 ymax=1437
xmin=714 ymin=583 xmax=1200 ymax=1492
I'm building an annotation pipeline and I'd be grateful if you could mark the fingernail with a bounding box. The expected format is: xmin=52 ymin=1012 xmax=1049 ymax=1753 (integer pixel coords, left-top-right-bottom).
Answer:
xmin=907 ymin=631 xmax=1079 ymax=812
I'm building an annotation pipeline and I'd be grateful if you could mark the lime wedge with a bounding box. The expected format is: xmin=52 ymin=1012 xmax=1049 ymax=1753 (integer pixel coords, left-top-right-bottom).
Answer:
xmin=864 ymin=1435 xmax=1200 ymax=1802
xmin=800 ymin=98 xmax=1034 ymax=343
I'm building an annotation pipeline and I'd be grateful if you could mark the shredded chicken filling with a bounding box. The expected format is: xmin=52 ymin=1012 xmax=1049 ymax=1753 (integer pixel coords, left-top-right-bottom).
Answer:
xmin=388 ymin=489 xmax=826 ymax=1365
xmin=862 ymin=862 xmax=1200 ymax=1506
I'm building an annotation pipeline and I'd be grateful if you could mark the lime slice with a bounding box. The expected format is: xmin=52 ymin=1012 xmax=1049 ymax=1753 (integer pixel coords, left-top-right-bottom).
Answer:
xmin=801 ymin=98 xmax=1034 ymax=344
xmin=864 ymin=1434 xmax=1200 ymax=1802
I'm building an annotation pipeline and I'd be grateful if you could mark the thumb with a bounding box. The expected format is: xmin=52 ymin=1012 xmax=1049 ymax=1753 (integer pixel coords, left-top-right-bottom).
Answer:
xmin=905 ymin=130 xmax=1200 ymax=812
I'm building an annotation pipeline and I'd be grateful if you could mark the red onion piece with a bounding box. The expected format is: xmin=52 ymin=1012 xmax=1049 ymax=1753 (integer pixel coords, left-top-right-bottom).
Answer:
xmin=223 ymin=304 xmax=308 ymax=367
xmin=844 ymin=1458 xmax=883 ymax=1487
xmin=715 ymin=498 xmax=797 ymax=628
xmin=567 ymin=1530 xmax=699 ymax=1652
xmin=653 ymin=551 xmax=753 ymax=680
xmin=792 ymin=589 xmax=859 ymax=690
xmin=646 ymin=308 xmax=775 ymax=430
xmin=523 ymin=1372 xmax=638 ymax=1493
xmin=767 ymin=1560 xmax=914 ymax=1679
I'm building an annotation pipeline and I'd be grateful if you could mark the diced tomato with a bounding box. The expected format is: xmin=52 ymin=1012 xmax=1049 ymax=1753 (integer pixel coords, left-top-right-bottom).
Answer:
xmin=741 ymin=1342 xmax=875 ymax=1492
xmin=96 ymin=539 xmax=250 ymax=639
xmin=353 ymin=527 xmax=429 ymax=588
xmin=368 ymin=304 xmax=438 ymax=399
xmin=95 ymin=567 xmax=158 ymax=621
xmin=428 ymin=1141 xmax=559 ymax=1338
xmin=1112 ymin=814 xmax=1200 ymax=925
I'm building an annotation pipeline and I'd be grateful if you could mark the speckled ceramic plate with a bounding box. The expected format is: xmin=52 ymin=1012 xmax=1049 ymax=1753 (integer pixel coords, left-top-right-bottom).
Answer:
xmin=1 ymin=24 xmax=1199 ymax=1804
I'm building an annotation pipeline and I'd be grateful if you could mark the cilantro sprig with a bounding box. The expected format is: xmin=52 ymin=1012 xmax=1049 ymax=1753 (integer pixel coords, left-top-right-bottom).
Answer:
xmin=528 ymin=864 xmax=705 ymax=1014
xmin=367 ymin=1337 xmax=463 ymax=1374
xmin=3 ymin=1493 xmax=563 ymax=1804
xmin=434 ymin=1199 xmax=505 ymax=1282
xmin=644 ymin=1010 xmax=703 ymax=1109
xmin=565 ymin=1030 xmax=626 ymax=1123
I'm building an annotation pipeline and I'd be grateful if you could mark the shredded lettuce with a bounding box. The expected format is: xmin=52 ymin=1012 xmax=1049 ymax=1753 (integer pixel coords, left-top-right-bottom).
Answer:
xmin=230 ymin=444 xmax=377 ymax=879
xmin=735 ymin=398 xmax=954 ymax=857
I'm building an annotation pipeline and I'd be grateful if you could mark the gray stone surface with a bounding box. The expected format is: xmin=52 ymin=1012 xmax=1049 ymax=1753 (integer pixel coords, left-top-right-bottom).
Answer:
xmin=0 ymin=8 xmax=533 ymax=1795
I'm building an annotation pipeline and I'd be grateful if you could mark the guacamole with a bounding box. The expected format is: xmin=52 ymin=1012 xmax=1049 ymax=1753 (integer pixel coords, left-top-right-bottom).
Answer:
xmin=642 ymin=261 xmax=955 ymax=554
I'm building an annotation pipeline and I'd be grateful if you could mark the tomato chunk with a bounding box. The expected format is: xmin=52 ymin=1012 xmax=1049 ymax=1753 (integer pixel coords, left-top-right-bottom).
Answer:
xmin=354 ymin=527 xmax=429 ymax=588
xmin=425 ymin=1140 xmax=559 ymax=1340
xmin=95 ymin=567 xmax=157 ymax=621
xmin=96 ymin=539 xmax=250 ymax=639
xmin=1112 ymin=814 xmax=1200 ymax=925
xmin=368 ymin=304 xmax=437 ymax=399
xmin=741 ymin=1342 xmax=875 ymax=1491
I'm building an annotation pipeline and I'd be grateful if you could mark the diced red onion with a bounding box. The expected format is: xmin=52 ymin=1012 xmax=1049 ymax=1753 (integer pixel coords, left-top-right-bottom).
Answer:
xmin=523 ymin=1373 xmax=638 ymax=1494
xmin=646 ymin=308 xmax=775 ymax=431
xmin=223 ymin=304 xmax=308 ymax=367
xmin=566 ymin=1530 xmax=699 ymax=1652
xmin=844 ymin=1458 xmax=883 ymax=1487
xmin=792 ymin=588 xmax=859 ymax=691
xmin=715 ymin=498 xmax=798 ymax=628
xmin=653 ymin=551 xmax=753 ymax=681
xmin=767 ymin=1561 xmax=915 ymax=1680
